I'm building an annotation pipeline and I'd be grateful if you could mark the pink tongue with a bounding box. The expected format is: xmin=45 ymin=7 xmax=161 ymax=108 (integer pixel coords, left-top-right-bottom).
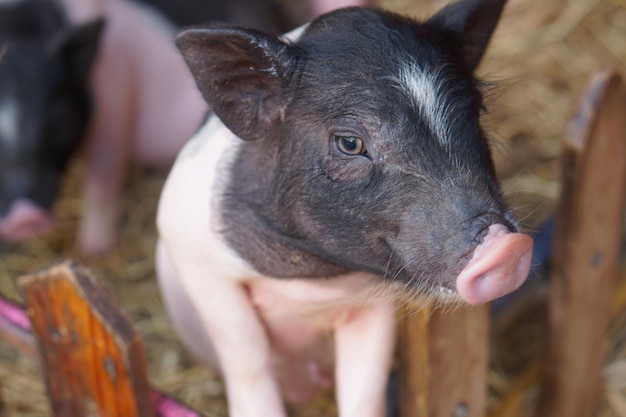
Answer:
xmin=456 ymin=224 xmax=533 ymax=305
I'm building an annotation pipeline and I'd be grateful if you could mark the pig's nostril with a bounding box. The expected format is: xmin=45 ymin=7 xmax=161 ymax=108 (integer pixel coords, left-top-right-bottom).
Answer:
xmin=499 ymin=216 xmax=518 ymax=233
xmin=470 ymin=213 xmax=517 ymax=243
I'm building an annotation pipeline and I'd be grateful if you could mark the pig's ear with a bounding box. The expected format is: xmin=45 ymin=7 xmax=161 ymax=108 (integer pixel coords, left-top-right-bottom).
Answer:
xmin=176 ymin=27 xmax=295 ymax=141
xmin=428 ymin=0 xmax=506 ymax=71
xmin=47 ymin=19 xmax=105 ymax=83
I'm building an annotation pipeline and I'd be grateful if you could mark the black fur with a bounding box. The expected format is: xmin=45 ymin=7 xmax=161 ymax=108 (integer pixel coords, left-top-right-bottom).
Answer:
xmin=0 ymin=1 xmax=103 ymax=214
xmin=177 ymin=0 xmax=513 ymax=296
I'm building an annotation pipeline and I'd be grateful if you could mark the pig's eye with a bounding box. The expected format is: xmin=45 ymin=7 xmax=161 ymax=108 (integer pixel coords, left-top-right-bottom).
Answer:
xmin=333 ymin=134 xmax=366 ymax=156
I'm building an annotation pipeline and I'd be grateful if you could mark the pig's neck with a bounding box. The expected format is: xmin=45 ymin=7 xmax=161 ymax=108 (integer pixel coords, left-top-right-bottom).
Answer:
xmin=222 ymin=201 xmax=350 ymax=279
xmin=220 ymin=143 xmax=350 ymax=280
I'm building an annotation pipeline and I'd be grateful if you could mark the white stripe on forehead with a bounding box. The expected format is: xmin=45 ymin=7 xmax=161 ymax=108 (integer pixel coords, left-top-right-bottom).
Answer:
xmin=0 ymin=99 xmax=19 ymax=149
xmin=393 ymin=62 xmax=454 ymax=148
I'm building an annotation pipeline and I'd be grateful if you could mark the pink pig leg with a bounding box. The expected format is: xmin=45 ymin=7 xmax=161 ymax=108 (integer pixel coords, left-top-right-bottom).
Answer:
xmin=77 ymin=32 xmax=133 ymax=254
xmin=335 ymin=302 xmax=396 ymax=417
xmin=157 ymin=242 xmax=288 ymax=417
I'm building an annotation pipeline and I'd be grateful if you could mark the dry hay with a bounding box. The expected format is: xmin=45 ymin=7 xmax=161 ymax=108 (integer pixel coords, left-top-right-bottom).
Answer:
xmin=1 ymin=0 xmax=626 ymax=415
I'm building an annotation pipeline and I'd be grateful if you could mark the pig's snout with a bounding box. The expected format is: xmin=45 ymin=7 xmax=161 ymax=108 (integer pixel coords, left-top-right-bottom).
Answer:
xmin=0 ymin=200 xmax=55 ymax=242
xmin=456 ymin=224 xmax=533 ymax=305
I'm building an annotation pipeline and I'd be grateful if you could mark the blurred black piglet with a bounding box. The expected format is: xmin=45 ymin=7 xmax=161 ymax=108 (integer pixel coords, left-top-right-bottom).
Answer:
xmin=0 ymin=0 xmax=207 ymax=253
xmin=0 ymin=0 xmax=102 ymax=242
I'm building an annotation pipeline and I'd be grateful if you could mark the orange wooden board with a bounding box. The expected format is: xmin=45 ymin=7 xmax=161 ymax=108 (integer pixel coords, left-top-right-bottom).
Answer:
xmin=18 ymin=261 xmax=154 ymax=417
xmin=399 ymin=304 xmax=489 ymax=417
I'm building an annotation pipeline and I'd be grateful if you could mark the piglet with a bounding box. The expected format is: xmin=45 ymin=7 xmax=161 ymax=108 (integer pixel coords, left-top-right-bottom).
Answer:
xmin=67 ymin=0 xmax=207 ymax=254
xmin=156 ymin=1 xmax=533 ymax=417
xmin=0 ymin=0 xmax=207 ymax=254
xmin=0 ymin=0 xmax=103 ymax=242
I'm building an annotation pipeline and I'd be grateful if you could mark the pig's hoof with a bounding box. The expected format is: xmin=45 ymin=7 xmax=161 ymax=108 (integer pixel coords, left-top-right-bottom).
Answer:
xmin=0 ymin=200 xmax=55 ymax=242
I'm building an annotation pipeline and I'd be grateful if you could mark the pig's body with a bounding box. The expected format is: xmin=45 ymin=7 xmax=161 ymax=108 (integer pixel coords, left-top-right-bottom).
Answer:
xmin=157 ymin=116 xmax=396 ymax=412
xmin=156 ymin=2 xmax=533 ymax=417
xmin=63 ymin=0 xmax=206 ymax=253
xmin=86 ymin=0 xmax=203 ymax=166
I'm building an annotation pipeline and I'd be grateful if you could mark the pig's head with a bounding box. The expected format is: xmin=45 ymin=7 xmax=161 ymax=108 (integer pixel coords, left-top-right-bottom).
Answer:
xmin=0 ymin=1 xmax=103 ymax=242
xmin=177 ymin=0 xmax=533 ymax=305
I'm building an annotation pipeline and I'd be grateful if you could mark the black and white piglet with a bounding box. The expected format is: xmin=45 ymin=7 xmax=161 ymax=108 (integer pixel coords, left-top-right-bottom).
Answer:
xmin=156 ymin=1 xmax=533 ymax=416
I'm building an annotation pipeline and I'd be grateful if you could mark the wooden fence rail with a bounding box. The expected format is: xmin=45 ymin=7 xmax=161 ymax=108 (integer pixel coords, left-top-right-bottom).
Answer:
xmin=399 ymin=304 xmax=489 ymax=417
xmin=491 ymin=68 xmax=626 ymax=417
xmin=0 ymin=261 xmax=205 ymax=417
xmin=538 ymin=69 xmax=626 ymax=417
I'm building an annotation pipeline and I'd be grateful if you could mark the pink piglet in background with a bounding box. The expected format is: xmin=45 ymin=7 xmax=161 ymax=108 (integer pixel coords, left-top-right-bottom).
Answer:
xmin=59 ymin=0 xmax=207 ymax=254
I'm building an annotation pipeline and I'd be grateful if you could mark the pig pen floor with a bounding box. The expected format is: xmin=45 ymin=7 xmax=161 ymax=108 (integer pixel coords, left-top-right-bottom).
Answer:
xmin=2 ymin=0 xmax=626 ymax=415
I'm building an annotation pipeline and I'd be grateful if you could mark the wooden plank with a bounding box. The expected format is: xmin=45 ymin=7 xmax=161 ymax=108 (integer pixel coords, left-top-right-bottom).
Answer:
xmin=17 ymin=260 xmax=154 ymax=417
xmin=0 ymin=288 xmax=206 ymax=417
xmin=399 ymin=304 xmax=489 ymax=417
xmin=538 ymin=69 xmax=626 ymax=417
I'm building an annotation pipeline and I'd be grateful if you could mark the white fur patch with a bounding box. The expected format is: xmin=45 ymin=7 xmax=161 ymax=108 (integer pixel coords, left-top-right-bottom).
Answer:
xmin=0 ymin=99 xmax=19 ymax=149
xmin=157 ymin=114 xmax=255 ymax=282
xmin=280 ymin=23 xmax=309 ymax=43
xmin=393 ymin=63 xmax=454 ymax=148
